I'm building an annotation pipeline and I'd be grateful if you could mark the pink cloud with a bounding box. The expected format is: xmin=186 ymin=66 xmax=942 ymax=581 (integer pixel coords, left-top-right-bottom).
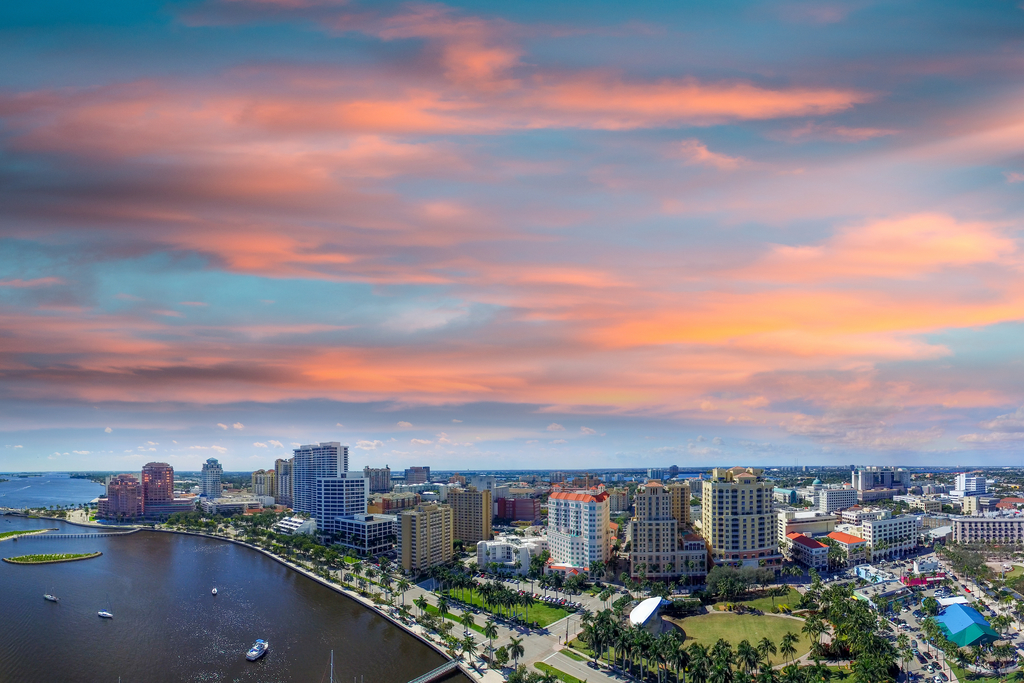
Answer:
xmin=0 ymin=277 xmax=65 ymax=288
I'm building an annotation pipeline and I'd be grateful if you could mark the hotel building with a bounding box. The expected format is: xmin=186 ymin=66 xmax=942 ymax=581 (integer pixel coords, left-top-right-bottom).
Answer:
xmin=701 ymin=467 xmax=781 ymax=567
xmin=547 ymin=490 xmax=610 ymax=572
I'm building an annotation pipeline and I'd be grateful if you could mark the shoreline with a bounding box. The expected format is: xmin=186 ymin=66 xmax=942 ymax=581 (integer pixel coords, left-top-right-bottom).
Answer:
xmin=150 ymin=528 xmax=484 ymax=682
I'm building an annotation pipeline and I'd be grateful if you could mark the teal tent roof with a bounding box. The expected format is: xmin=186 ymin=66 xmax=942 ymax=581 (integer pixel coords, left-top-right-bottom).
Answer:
xmin=936 ymin=604 xmax=999 ymax=647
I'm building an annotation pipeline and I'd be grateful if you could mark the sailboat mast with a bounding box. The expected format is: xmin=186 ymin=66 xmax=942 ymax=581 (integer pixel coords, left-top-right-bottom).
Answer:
xmin=330 ymin=650 xmax=334 ymax=683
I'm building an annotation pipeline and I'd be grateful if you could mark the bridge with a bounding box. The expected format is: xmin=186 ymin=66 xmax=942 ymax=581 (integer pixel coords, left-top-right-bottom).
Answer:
xmin=19 ymin=529 xmax=141 ymax=540
xmin=406 ymin=660 xmax=460 ymax=683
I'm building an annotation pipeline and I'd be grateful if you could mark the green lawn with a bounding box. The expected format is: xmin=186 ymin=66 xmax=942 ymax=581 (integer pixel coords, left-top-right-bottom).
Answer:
xmin=446 ymin=588 xmax=569 ymax=627
xmin=1004 ymin=566 xmax=1024 ymax=580
xmin=666 ymin=613 xmax=812 ymax=667
xmin=715 ymin=587 xmax=803 ymax=612
xmin=534 ymin=662 xmax=586 ymax=683
xmin=420 ymin=603 xmax=488 ymax=635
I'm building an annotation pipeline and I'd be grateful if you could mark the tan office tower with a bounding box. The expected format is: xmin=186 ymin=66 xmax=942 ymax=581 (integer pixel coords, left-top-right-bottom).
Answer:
xmin=274 ymin=458 xmax=293 ymax=507
xmin=448 ymin=486 xmax=492 ymax=544
xmin=701 ymin=467 xmax=781 ymax=568
xmin=252 ymin=469 xmax=276 ymax=498
xmin=399 ymin=503 xmax=454 ymax=572
xmin=667 ymin=481 xmax=691 ymax=528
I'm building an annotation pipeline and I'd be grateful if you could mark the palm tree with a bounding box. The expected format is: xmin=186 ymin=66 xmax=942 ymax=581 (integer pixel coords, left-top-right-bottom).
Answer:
xmin=756 ymin=638 xmax=776 ymax=671
xmin=397 ymin=578 xmax=411 ymax=607
xmin=437 ymin=595 xmax=450 ymax=621
xmin=414 ymin=595 xmax=428 ymax=617
xmin=670 ymin=637 xmax=690 ymax=683
xmin=461 ymin=635 xmax=478 ymax=667
xmin=460 ymin=611 xmax=475 ymax=636
xmin=483 ymin=619 xmax=498 ymax=665
xmin=508 ymin=637 xmax=525 ymax=668
xmin=737 ymin=640 xmax=759 ymax=676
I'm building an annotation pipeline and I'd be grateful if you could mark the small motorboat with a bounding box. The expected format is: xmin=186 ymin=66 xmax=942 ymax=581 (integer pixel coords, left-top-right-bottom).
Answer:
xmin=43 ymin=594 xmax=59 ymax=603
xmin=246 ymin=639 xmax=269 ymax=661
xmin=98 ymin=611 xmax=113 ymax=619
xmin=212 ymin=588 xmax=218 ymax=595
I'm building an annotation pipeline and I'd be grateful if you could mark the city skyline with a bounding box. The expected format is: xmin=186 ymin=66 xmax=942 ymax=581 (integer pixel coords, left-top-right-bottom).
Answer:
xmin=3 ymin=1 xmax=1024 ymax=470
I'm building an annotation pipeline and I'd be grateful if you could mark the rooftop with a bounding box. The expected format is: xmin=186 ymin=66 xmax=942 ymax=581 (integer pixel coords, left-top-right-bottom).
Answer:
xmin=827 ymin=531 xmax=867 ymax=544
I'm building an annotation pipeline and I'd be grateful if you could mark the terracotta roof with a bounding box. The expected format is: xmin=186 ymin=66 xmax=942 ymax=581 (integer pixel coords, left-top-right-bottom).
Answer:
xmin=787 ymin=532 xmax=827 ymax=549
xmin=996 ymin=498 xmax=1024 ymax=509
xmin=645 ymin=481 xmax=664 ymax=488
xmin=549 ymin=491 xmax=609 ymax=503
xmin=827 ymin=531 xmax=867 ymax=545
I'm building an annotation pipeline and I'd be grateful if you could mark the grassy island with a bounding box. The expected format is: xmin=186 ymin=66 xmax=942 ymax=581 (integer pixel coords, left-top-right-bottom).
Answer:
xmin=0 ymin=529 xmax=56 ymax=542
xmin=3 ymin=551 xmax=102 ymax=564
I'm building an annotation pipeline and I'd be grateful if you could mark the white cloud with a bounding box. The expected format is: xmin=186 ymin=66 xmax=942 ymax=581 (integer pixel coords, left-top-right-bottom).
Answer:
xmin=550 ymin=439 xmax=567 ymax=445
xmin=547 ymin=423 xmax=565 ymax=431
xmin=216 ymin=423 xmax=228 ymax=430
xmin=268 ymin=440 xmax=284 ymax=448
xmin=189 ymin=445 xmax=209 ymax=449
xmin=145 ymin=441 xmax=158 ymax=446
xmin=253 ymin=442 xmax=268 ymax=448
xmin=104 ymin=427 xmax=113 ymax=433
xmin=232 ymin=422 xmax=244 ymax=430
xmin=712 ymin=437 xmax=723 ymax=445
xmin=336 ymin=423 xmax=345 ymax=427
xmin=357 ymin=440 xmax=384 ymax=450
xmin=397 ymin=421 xmax=413 ymax=428
xmin=411 ymin=439 xmax=433 ymax=445
xmin=979 ymin=405 xmax=1024 ymax=432
xmin=452 ymin=419 xmax=463 ymax=423
xmin=580 ymin=426 xmax=596 ymax=435
xmin=1005 ymin=171 xmax=1024 ymax=184
xmin=957 ymin=432 xmax=1024 ymax=444
xmin=699 ymin=401 xmax=714 ymax=411
xmin=5 ymin=444 xmax=23 ymax=449
xmin=72 ymin=450 xmax=91 ymax=455
xmin=291 ymin=442 xmax=301 ymax=447
xmin=696 ymin=435 xmax=706 ymax=442
xmin=437 ymin=432 xmax=452 ymax=444
xmin=211 ymin=446 xmax=227 ymax=453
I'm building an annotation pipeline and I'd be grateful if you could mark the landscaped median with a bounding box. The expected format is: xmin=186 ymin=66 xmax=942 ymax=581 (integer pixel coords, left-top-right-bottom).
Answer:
xmin=534 ymin=662 xmax=585 ymax=683
xmin=3 ymin=552 xmax=102 ymax=564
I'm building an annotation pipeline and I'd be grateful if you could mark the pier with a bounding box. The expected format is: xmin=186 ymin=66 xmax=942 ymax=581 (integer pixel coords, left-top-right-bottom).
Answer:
xmin=19 ymin=529 xmax=140 ymax=540
xmin=405 ymin=660 xmax=461 ymax=683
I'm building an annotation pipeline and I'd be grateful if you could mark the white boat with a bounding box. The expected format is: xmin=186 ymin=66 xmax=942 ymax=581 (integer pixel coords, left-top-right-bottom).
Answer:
xmin=43 ymin=594 xmax=59 ymax=603
xmin=98 ymin=611 xmax=113 ymax=619
xmin=246 ymin=639 xmax=269 ymax=661
xmin=212 ymin=588 xmax=218 ymax=595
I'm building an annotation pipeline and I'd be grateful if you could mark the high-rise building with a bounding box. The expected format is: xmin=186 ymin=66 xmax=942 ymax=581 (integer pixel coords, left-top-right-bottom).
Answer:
xmin=98 ymin=474 xmax=144 ymax=520
xmin=701 ymin=467 xmax=781 ymax=568
xmin=647 ymin=468 xmax=667 ymax=481
xmin=292 ymin=442 xmax=347 ymax=515
xmin=468 ymin=475 xmax=498 ymax=492
xmin=851 ymin=466 xmax=911 ymax=492
xmin=404 ymin=466 xmax=430 ymax=484
xmin=547 ymin=490 xmax=610 ymax=572
xmin=363 ymin=466 xmax=392 ymax=493
xmin=449 ymin=474 xmax=467 ymax=485
xmin=141 ymin=462 xmax=174 ymax=505
xmin=399 ymin=503 xmax=454 ymax=572
xmin=201 ymin=458 xmax=223 ymax=498
xmin=629 ymin=481 xmax=705 ymax=581
xmin=667 ymin=482 xmax=691 ymax=528
xmin=449 ymin=486 xmax=493 ymax=544
xmin=955 ymin=473 xmax=986 ymax=495
xmin=274 ymin=458 xmax=293 ymax=507
xmin=315 ymin=473 xmax=368 ymax=538
xmin=252 ymin=469 xmax=277 ymax=498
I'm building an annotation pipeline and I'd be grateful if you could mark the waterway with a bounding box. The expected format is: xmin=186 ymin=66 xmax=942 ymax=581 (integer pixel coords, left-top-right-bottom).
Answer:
xmin=0 ymin=473 xmax=105 ymax=509
xmin=0 ymin=517 xmax=462 ymax=683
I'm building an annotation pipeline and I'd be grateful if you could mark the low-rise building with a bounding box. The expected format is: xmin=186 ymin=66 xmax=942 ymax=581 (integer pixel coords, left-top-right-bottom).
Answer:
xmin=826 ymin=531 xmax=869 ymax=565
xmin=477 ymin=534 xmax=549 ymax=574
xmin=952 ymin=514 xmax=1024 ymax=544
xmin=334 ymin=513 xmax=397 ymax=556
xmin=854 ymin=580 xmax=912 ymax=611
xmin=200 ymin=497 xmax=265 ymax=515
xmin=819 ymin=487 xmax=858 ymax=514
xmin=774 ymin=488 xmax=799 ymax=505
xmin=786 ymin=533 xmax=829 ymax=569
xmin=367 ymin=492 xmax=421 ymax=514
xmin=841 ymin=506 xmax=889 ymax=524
xmin=778 ymin=509 xmax=836 ymax=542
xmin=861 ymin=515 xmax=922 ymax=558
xmin=273 ymin=516 xmax=317 ymax=536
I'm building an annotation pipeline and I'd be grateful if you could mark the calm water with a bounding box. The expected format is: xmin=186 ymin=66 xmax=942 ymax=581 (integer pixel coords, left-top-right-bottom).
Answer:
xmin=0 ymin=517 xmax=462 ymax=683
xmin=0 ymin=473 xmax=105 ymax=509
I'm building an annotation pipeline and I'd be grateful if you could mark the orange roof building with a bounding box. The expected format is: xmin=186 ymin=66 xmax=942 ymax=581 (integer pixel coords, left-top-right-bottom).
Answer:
xmin=547 ymin=489 xmax=611 ymax=572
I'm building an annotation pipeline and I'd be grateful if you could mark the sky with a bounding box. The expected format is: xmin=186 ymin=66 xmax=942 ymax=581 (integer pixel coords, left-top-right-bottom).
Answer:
xmin=2 ymin=0 xmax=1024 ymax=472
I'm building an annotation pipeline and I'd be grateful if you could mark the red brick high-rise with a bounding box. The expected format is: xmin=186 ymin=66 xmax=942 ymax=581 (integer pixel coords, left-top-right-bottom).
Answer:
xmin=142 ymin=462 xmax=174 ymax=505
xmin=99 ymin=474 xmax=144 ymax=520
